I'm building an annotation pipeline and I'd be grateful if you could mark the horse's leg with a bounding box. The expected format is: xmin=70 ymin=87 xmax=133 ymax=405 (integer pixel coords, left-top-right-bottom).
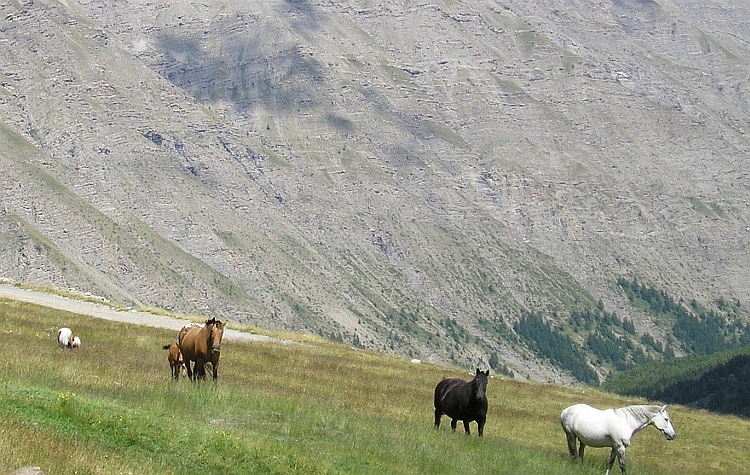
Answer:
xmin=434 ymin=409 xmax=442 ymax=429
xmin=200 ymin=360 xmax=209 ymax=380
xmin=578 ymin=441 xmax=585 ymax=462
xmin=477 ymin=416 xmax=485 ymax=437
xmin=204 ymin=361 xmax=211 ymax=380
xmin=185 ymin=360 xmax=193 ymax=381
xmin=606 ymin=447 xmax=618 ymax=475
xmin=616 ymin=446 xmax=626 ymax=474
xmin=212 ymin=358 xmax=219 ymax=381
xmin=195 ymin=359 xmax=205 ymax=380
xmin=564 ymin=431 xmax=578 ymax=460
xmin=463 ymin=420 xmax=471 ymax=435
xmin=450 ymin=418 xmax=458 ymax=432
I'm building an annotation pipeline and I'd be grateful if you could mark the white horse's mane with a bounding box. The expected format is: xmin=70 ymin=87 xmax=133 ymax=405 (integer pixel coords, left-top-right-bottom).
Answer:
xmin=614 ymin=404 xmax=662 ymax=421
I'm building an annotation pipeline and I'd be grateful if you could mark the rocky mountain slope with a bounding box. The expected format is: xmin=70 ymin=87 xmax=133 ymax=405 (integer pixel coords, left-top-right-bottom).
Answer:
xmin=1 ymin=0 xmax=749 ymax=382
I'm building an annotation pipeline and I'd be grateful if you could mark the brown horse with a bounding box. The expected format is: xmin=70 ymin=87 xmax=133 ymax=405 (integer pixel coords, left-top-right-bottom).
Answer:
xmin=178 ymin=318 xmax=226 ymax=381
xmin=162 ymin=343 xmax=186 ymax=380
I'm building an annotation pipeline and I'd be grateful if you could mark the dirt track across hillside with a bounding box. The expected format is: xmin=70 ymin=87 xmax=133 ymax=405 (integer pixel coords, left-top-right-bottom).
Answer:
xmin=0 ymin=284 xmax=282 ymax=344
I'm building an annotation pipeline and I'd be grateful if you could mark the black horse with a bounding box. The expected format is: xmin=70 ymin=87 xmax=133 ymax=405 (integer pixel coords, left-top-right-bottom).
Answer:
xmin=434 ymin=368 xmax=490 ymax=436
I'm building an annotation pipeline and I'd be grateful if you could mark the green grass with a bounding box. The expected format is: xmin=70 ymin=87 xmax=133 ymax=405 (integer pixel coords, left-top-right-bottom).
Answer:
xmin=1 ymin=298 xmax=748 ymax=474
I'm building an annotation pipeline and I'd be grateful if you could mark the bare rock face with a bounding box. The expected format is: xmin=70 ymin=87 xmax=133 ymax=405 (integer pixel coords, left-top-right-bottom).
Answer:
xmin=1 ymin=0 xmax=749 ymax=381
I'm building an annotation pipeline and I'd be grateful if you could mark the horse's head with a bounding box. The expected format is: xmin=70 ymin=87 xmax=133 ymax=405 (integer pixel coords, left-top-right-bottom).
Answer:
xmin=206 ymin=319 xmax=226 ymax=354
xmin=472 ymin=368 xmax=490 ymax=400
xmin=652 ymin=405 xmax=676 ymax=440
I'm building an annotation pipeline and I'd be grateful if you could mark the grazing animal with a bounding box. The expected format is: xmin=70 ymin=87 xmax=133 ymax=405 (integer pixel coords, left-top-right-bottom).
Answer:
xmin=57 ymin=327 xmax=81 ymax=349
xmin=560 ymin=403 xmax=676 ymax=475
xmin=178 ymin=318 xmax=226 ymax=381
xmin=162 ymin=343 xmax=186 ymax=380
xmin=434 ymin=368 xmax=490 ymax=436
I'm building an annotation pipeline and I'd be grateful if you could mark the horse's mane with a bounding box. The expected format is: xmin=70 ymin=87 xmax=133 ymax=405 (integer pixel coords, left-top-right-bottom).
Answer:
xmin=615 ymin=405 xmax=662 ymax=421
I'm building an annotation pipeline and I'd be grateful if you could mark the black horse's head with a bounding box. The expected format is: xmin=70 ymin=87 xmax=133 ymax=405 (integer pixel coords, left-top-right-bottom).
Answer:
xmin=472 ymin=368 xmax=490 ymax=401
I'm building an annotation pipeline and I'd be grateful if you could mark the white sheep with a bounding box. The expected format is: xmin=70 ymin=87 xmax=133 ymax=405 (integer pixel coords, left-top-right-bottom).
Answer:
xmin=57 ymin=327 xmax=81 ymax=348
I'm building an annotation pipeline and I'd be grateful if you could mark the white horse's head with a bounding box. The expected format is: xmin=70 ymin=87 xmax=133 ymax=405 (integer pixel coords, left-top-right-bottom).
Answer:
xmin=652 ymin=405 xmax=676 ymax=440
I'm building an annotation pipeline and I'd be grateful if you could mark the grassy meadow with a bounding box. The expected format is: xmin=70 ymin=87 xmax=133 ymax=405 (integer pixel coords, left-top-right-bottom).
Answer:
xmin=1 ymin=298 xmax=748 ymax=475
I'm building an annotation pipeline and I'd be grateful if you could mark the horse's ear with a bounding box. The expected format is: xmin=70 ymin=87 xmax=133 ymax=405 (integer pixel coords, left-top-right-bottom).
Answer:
xmin=484 ymin=369 xmax=490 ymax=376
xmin=475 ymin=368 xmax=481 ymax=375
xmin=661 ymin=404 xmax=668 ymax=411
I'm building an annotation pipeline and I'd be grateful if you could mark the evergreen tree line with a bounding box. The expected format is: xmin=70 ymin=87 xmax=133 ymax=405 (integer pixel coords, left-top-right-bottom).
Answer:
xmin=617 ymin=277 xmax=750 ymax=355
xmin=652 ymin=353 xmax=750 ymax=418
xmin=514 ymin=306 xmax=656 ymax=384
xmin=568 ymin=307 xmax=657 ymax=369
xmin=602 ymin=347 xmax=750 ymax=419
xmin=569 ymin=307 xmax=635 ymax=335
xmin=586 ymin=328 xmax=648 ymax=370
xmin=514 ymin=312 xmax=599 ymax=384
xmin=470 ymin=276 xmax=746 ymax=387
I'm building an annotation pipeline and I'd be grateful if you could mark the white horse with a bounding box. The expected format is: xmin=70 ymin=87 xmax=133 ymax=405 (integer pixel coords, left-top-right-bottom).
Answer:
xmin=560 ymin=403 xmax=675 ymax=475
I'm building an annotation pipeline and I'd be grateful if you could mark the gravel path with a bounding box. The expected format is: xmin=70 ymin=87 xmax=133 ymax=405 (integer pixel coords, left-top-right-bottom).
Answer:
xmin=0 ymin=284 xmax=282 ymax=344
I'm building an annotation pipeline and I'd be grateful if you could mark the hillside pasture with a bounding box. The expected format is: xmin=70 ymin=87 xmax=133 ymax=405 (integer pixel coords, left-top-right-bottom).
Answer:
xmin=1 ymin=298 xmax=747 ymax=474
